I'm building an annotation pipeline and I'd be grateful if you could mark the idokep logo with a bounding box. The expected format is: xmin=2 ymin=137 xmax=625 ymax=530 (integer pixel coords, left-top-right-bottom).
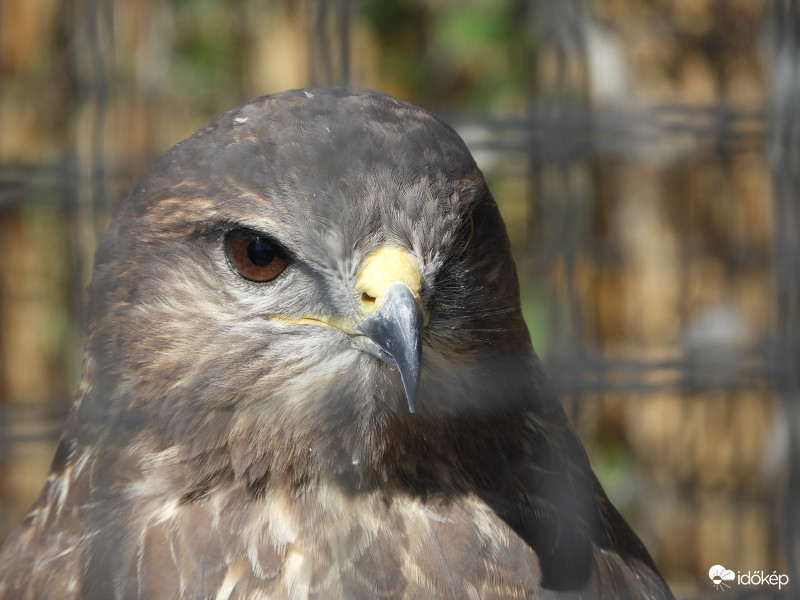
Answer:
xmin=709 ymin=564 xmax=790 ymax=592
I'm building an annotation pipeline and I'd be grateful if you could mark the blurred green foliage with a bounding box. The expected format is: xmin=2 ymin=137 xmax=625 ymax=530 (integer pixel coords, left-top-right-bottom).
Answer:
xmin=138 ymin=0 xmax=544 ymax=114
xmin=171 ymin=0 xmax=244 ymax=114
xmin=361 ymin=0 xmax=538 ymax=110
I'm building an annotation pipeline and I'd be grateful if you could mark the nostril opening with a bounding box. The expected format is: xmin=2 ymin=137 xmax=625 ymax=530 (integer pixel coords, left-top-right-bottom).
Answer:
xmin=361 ymin=292 xmax=376 ymax=304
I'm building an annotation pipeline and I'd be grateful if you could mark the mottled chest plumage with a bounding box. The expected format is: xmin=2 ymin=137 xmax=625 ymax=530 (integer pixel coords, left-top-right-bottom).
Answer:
xmin=123 ymin=484 xmax=542 ymax=600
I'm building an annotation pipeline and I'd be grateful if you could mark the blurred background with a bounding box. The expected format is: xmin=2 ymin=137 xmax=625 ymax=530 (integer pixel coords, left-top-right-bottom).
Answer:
xmin=0 ymin=0 xmax=796 ymax=597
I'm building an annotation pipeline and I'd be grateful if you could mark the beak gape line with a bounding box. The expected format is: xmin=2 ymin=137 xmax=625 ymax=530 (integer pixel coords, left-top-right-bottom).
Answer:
xmin=356 ymin=282 xmax=423 ymax=413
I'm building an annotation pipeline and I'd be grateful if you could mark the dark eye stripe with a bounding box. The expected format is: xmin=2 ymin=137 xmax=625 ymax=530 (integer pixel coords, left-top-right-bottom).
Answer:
xmin=225 ymin=229 xmax=288 ymax=283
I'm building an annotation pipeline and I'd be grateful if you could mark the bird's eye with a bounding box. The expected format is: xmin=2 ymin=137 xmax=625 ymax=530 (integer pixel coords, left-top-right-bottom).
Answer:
xmin=225 ymin=229 xmax=288 ymax=282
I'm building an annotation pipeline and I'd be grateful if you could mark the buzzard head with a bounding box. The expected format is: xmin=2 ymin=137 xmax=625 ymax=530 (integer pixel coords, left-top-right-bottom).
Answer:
xmin=78 ymin=88 xmax=535 ymax=491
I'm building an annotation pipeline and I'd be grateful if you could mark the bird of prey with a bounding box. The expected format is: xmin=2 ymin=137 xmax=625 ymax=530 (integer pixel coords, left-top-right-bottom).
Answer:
xmin=0 ymin=88 xmax=672 ymax=599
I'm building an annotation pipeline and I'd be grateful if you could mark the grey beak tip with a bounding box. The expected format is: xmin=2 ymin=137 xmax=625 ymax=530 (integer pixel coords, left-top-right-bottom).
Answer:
xmin=403 ymin=377 xmax=418 ymax=414
xmin=356 ymin=282 xmax=423 ymax=413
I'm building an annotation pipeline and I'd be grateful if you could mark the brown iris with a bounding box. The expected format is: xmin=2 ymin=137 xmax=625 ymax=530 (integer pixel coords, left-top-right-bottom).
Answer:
xmin=225 ymin=229 xmax=288 ymax=282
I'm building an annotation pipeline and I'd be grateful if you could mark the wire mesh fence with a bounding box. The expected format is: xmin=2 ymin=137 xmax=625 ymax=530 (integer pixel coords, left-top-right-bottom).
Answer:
xmin=0 ymin=0 xmax=796 ymax=597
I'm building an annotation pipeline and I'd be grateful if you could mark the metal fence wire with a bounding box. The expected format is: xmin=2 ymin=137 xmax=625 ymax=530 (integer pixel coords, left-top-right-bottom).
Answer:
xmin=0 ymin=0 xmax=797 ymax=597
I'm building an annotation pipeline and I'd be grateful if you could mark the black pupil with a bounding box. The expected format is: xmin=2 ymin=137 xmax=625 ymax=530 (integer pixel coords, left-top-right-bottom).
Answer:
xmin=247 ymin=237 xmax=275 ymax=267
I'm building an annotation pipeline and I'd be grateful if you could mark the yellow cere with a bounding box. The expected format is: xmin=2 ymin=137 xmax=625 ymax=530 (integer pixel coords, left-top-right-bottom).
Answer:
xmin=355 ymin=246 xmax=421 ymax=315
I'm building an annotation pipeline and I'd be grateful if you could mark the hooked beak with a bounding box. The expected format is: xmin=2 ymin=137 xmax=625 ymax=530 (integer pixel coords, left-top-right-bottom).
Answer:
xmin=272 ymin=246 xmax=425 ymax=413
xmin=356 ymin=281 xmax=423 ymax=413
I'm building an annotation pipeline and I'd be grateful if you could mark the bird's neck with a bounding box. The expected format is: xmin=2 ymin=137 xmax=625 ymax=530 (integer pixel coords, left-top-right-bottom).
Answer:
xmin=164 ymin=408 xmax=533 ymax=504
